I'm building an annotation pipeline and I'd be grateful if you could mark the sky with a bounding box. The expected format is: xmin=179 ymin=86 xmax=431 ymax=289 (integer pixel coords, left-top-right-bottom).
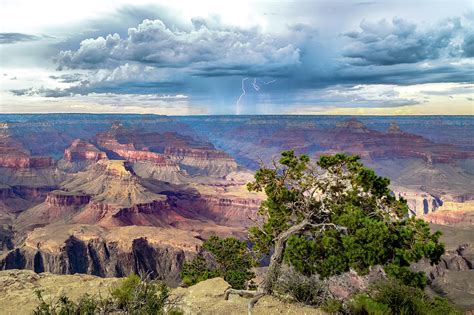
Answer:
xmin=0 ymin=0 xmax=473 ymax=115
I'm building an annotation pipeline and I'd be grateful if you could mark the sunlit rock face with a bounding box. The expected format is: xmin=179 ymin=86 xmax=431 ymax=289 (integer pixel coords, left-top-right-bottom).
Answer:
xmin=0 ymin=125 xmax=54 ymax=169
xmin=63 ymin=139 xmax=107 ymax=163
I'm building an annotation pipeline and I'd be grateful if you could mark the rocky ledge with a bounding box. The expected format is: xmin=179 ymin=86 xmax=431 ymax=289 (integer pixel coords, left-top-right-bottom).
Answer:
xmin=0 ymin=270 xmax=323 ymax=315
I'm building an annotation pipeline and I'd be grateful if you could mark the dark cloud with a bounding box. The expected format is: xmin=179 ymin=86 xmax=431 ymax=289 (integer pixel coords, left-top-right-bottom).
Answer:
xmin=0 ymin=33 xmax=40 ymax=44
xmin=343 ymin=18 xmax=466 ymax=65
xmin=462 ymin=33 xmax=474 ymax=57
xmin=48 ymin=73 xmax=83 ymax=83
xmin=10 ymin=87 xmax=72 ymax=97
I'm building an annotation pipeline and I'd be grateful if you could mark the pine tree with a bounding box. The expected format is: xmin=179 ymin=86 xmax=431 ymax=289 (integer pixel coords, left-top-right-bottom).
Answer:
xmin=225 ymin=151 xmax=444 ymax=314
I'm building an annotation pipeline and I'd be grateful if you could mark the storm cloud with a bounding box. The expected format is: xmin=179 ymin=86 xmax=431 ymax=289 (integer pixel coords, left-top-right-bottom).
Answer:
xmin=343 ymin=17 xmax=468 ymax=65
xmin=55 ymin=19 xmax=301 ymax=76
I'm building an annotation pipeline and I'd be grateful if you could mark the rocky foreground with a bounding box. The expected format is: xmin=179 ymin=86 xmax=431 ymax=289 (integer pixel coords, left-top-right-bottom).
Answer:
xmin=0 ymin=270 xmax=322 ymax=315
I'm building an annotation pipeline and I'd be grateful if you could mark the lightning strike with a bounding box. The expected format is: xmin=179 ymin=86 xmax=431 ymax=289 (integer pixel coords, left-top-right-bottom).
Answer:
xmin=236 ymin=78 xmax=276 ymax=114
xmin=252 ymin=78 xmax=260 ymax=91
xmin=236 ymin=77 xmax=249 ymax=115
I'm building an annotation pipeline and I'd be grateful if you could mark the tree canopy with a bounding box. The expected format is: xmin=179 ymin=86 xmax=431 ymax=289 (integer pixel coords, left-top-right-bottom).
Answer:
xmin=247 ymin=151 xmax=444 ymax=290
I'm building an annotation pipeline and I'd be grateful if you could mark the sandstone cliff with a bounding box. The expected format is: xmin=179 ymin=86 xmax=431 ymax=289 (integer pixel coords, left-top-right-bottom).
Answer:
xmin=1 ymin=225 xmax=200 ymax=286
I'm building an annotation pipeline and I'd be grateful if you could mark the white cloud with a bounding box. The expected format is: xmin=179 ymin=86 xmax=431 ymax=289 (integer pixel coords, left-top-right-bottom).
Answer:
xmin=55 ymin=18 xmax=301 ymax=76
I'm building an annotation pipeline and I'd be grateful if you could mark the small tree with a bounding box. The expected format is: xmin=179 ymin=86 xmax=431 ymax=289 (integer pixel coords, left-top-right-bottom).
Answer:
xmin=181 ymin=236 xmax=255 ymax=289
xmin=225 ymin=151 xmax=444 ymax=313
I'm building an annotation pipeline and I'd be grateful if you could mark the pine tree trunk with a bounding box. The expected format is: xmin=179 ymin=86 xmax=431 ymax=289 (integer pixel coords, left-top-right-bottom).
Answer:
xmin=259 ymin=219 xmax=310 ymax=294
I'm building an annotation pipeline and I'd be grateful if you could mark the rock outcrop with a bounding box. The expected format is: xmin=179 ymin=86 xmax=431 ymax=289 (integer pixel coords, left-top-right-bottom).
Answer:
xmin=0 ymin=125 xmax=54 ymax=169
xmin=0 ymin=269 xmax=119 ymax=315
xmin=45 ymin=190 xmax=91 ymax=207
xmin=410 ymin=224 xmax=474 ymax=311
xmin=393 ymin=188 xmax=443 ymax=215
xmin=1 ymin=225 xmax=201 ymax=286
xmin=63 ymin=139 xmax=107 ymax=162
xmin=1 ymin=237 xmax=187 ymax=285
xmin=165 ymin=147 xmax=238 ymax=177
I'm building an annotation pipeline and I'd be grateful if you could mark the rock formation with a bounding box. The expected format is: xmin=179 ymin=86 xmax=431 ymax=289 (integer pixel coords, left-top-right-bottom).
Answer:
xmin=0 ymin=127 xmax=54 ymax=169
xmin=393 ymin=188 xmax=443 ymax=215
xmin=165 ymin=147 xmax=238 ymax=177
xmin=63 ymin=139 xmax=107 ymax=163
xmin=0 ymin=114 xmax=473 ymax=291
xmin=412 ymin=224 xmax=474 ymax=311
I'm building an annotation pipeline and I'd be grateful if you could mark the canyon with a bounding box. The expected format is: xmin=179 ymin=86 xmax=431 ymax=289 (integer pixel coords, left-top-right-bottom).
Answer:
xmin=0 ymin=114 xmax=472 ymax=296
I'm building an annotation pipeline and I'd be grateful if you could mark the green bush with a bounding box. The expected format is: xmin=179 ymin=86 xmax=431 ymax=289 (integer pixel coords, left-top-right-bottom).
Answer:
xmin=274 ymin=267 xmax=327 ymax=306
xmin=110 ymin=273 xmax=141 ymax=308
xmin=180 ymin=236 xmax=255 ymax=289
xmin=350 ymin=294 xmax=391 ymax=315
xmin=180 ymin=255 xmax=219 ymax=287
xmin=33 ymin=274 xmax=182 ymax=315
xmin=33 ymin=290 xmax=98 ymax=315
xmin=349 ymin=280 xmax=462 ymax=315
xmin=110 ymin=273 xmax=175 ymax=314
xmin=321 ymin=298 xmax=343 ymax=313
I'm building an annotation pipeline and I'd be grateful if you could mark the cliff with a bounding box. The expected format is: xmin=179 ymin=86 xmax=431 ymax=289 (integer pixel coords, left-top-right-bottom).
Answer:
xmin=392 ymin=187 xmax=443 ymax=216
xmin=0 ymin=129 xmax=54 ymax=169
xmin=45 ymin=190 xmax=91 ymax=207
xmin=1 ymin=225 xmax=201 ymax=286
xmin=165 ymin=147 xmax=238 ymax=177
xmin=63 ymin=139 xmax=107 ymax=162
xmin=412 ymin=224 xmax=474 ymax=311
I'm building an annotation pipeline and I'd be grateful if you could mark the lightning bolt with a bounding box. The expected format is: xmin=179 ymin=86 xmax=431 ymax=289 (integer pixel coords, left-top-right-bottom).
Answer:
xmin=252 ymin=78 xmax=260 ymax=91
xmin=235 ymin=78 xmax=276 ymax=114
xmin=236 ymin=77 xmax=248 ymax=115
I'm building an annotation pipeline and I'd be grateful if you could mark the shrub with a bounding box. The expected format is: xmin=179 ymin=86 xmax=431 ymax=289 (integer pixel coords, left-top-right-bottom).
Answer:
xmin=349 ymin=280 xmax=462 ymax=315
xmin=180 ymin=236 xmax=255 ymax=289
xmin=33 ymin=290 xmax=98 ymax=315
xmin=110 ymin=273 xmax=141 ymax=308
xmin=180 ymin=255 xmax=219 ymax=287
xmin=110 ymin=273 xmax=176 ymax=314
xmin=321 ymin=298 xmax=343 ymax=313
xmin=274 ymin=267 xmax=328 ymax=306
xmin=33 ymin=274 xmax=182 ymax=315
xmin=350 ymin=294 xmax=391 ymax=315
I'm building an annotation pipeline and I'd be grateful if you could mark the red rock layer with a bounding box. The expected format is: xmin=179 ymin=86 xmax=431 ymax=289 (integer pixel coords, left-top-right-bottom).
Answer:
xmin=164 ymin=147 xmax=234 ymax=160
xmin=0 ymin=130 xmax=54 ymax=168
xmin=269 ymin=120 xmax=474 ymax=163
xmin=96 ymin=132 xmax=175 ymax=166
xmin=424 ymin=211 xmax=467 ymax=225
xmin=74 ymin=199 xmax=181 ymax=227
xmin=64 ymin=139 xmax=107 ymax=162
xmin=45 ymin=192 xmax=91 ymax=207
xmin=175 ymin=194 xmax=261 ymax=226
